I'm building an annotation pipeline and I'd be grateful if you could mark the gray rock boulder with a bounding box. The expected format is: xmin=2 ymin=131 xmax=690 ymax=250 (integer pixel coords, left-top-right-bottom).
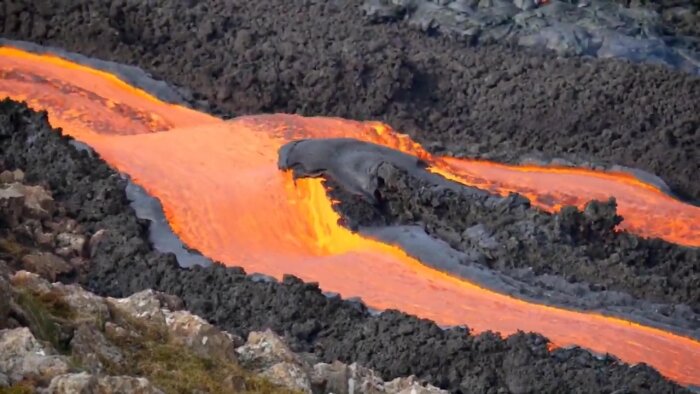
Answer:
xmin=55 ymin=233 xmax=87 ymax=258
xmin=0 ymin=171 xmax=14 ymax=184
xmin=166 ymin=310 xmax=241 ymax=362
xmin=69 ymin=324 xmax=125 ymax=373
xmin=260 ymin=362 xmax=313 ymax=393
xmin=239 ymin=329 xmax=447 ymax=394
xmin=0 ymin=170 xmax=24 ymax=184
xmin=237 ymin=329 xmax=305 ymax=369
xmin=0 ymin=185 xmax=25 ymax=227
xmin=2 ymin=183 xmax=54 ymax=219
xmin=107 ymin=290 xmax=172 ymax=328
xmin=0 ymin=327 xmax=70 ymax=385
xmin=108 ymin=289 xmax=240 ymax=361
xmin=45 ymin=372 xmax=164 ymax=394
xmin=20 ymin=253 xmax=74 ymax=282
xmin=312 ymin=361 xmax=448 ymax=394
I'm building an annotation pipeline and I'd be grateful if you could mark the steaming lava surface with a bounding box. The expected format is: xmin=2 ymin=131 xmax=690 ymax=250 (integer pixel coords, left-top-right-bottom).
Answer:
xmin=0 ymin=1 xmax=699 ymax=392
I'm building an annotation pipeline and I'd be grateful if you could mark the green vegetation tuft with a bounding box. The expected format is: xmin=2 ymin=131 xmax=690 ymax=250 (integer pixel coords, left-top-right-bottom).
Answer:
xmin=105 ymin=303 xmax=298 ymax=394
xmin=7 ymin=286 xmax=297 ymax=393
xmin=0 ymin=382 xmax=35 ymax=394
xmin=0 ymin=237 xmax=25 ymax=260
xmin=15 ymin=290 xmax=73 ymax=353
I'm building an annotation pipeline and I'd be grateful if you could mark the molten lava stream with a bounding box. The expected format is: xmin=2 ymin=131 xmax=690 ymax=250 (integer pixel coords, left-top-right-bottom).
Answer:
xmin=1 ymin=47 xmax=700 ymax=386
xmin=432 ymin=160 xmax=700 ymax=246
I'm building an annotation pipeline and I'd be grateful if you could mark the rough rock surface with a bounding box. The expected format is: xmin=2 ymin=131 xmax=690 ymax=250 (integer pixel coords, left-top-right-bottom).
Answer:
xmin=237 ymin=329 xmax=447 ymax=394
xmin=362 ymin=0 xmax=700 ymax=74
xmin=0 ymin=270 xmax=300 ymax=393
xmin=1 ymin=267 xmax=446 ymax=394
xmin=46 ymin=373 xmax=164 ymax=394
xmin=311 ymin=361 xmax=447 ymax=394
xmin=0 ymin=177 xmax=88 ymax=284
xmin=0 ymin=327 xmax=70 ymax=386
xmin=108 ymin=289 xmax=242 ymax=362
xmin=1 ymin=0 xmax=699 ymax=201
xmin=0 ymin=100 xmax=690 ymax=393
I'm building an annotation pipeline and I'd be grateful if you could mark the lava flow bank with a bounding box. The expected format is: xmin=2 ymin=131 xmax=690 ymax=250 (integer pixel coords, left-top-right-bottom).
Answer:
xmin=1 ymin=44 xmax=700 ymax=392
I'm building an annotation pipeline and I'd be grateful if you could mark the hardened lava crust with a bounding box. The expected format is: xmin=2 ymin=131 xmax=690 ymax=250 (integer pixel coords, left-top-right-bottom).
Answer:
xmin=1 ymin=0 xmax=699 ymax=201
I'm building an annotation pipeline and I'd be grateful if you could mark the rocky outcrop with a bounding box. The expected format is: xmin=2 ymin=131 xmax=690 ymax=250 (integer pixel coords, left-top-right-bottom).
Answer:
xmin=0 ymin=173 xmax=88 ymax=284
xmin=0 ymin=327 xmax=70 ymax=386
xmin=46 ymin=373 xmax=164 ymax=394
xmin=312 ymin=362 xmax=446 ymax=394
xmin=107 ymin=289 xmax=242 ymax=363
xmin=237 ymin=329 xmax=447 ymax=394
xmin=1 ymin=267 xmax=442 ymax=393
xmin=0 ymin=270 xmax=273 ymax=393
xmin=0 ymin=170 xmax=54 ymax=223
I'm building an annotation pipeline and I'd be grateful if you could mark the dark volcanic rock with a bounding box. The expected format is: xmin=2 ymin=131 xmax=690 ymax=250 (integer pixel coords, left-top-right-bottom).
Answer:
xmin=613 ymin=0 xmax=700 ymax=51
xmin=0 ymin=98 xmax=691 ymax=392
xmin=1 ymin=0 xmax=699 ymax=202
xmin=362 ymin=0 xmax=700 ymax=74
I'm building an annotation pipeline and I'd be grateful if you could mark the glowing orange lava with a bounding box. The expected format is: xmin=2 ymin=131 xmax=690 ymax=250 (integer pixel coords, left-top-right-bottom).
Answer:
xmin=1 ymin=47 xmax=699 ymax=386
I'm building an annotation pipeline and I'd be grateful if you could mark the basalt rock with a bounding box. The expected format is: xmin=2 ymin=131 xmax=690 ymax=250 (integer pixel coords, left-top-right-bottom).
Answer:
xmin=312 ymin=361 xmax=448 ymax=394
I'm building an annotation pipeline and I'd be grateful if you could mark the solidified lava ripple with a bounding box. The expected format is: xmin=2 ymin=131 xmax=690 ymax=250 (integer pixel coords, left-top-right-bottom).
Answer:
xmin=1 ymin=46 xmax=699 ymax=386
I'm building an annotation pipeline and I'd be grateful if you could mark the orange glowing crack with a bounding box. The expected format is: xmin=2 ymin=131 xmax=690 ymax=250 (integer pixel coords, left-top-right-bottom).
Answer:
xmin=1 ymin=46 xmax=699 ymax=386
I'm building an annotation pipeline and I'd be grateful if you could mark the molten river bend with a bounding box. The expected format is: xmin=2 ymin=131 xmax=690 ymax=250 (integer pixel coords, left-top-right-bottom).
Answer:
xmin=1 ymin=47 xmax=699 ymax=386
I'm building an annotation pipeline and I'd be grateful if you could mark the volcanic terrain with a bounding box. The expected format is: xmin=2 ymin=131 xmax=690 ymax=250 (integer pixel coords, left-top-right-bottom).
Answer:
xmin=0 ymin=0 xmax=699 ymax=393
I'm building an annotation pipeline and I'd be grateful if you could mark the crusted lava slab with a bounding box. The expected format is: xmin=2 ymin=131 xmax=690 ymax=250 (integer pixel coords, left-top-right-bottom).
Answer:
xmin=278 ymin=138 xmax=700 ymax=336
xmin=1 ymin=0 xmax=699 ymax=201
xmin=0 ymin=99 xmax=692 ymax=393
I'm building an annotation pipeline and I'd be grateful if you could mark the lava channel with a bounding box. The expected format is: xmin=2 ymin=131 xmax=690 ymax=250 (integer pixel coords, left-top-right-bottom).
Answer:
xmin=1 ymin=46 xmax=699 ymax=386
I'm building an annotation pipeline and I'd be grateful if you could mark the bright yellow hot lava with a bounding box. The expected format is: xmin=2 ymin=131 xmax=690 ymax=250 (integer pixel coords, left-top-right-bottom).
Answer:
xmin=1 ymin=46 xmax=699 ymax=387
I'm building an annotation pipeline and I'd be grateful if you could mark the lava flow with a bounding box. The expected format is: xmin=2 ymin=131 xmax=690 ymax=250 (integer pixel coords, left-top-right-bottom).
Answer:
xmin=1 ymin=47 xmax=699 ymax=386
